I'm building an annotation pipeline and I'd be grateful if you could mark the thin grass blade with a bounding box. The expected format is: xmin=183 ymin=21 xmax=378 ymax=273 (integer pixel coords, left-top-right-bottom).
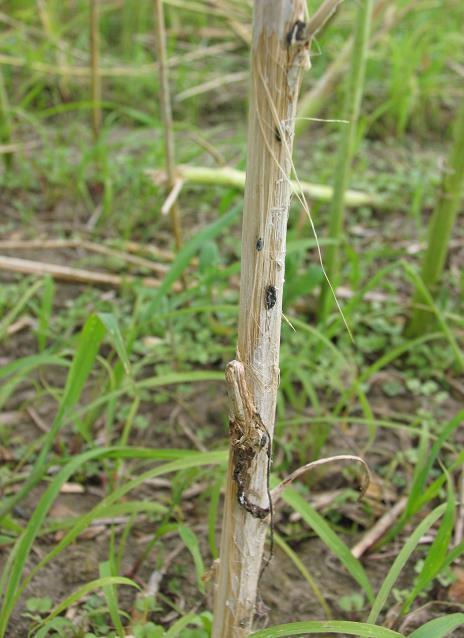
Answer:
xmin=281 ymin=486 xmax=374 ymax=602
xmin=367 ymin=503 xmax=447 ymax=624
xmin=408 ymin=614 xmax=464 ymax=638
xmin=250 ymin=620 xmax=405 ymax=638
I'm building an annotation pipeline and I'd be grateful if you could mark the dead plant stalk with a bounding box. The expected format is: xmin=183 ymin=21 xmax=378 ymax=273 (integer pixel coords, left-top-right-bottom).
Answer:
xmin=212 ymin=1 xmax=311 ymax=636
xmin=154 ymin=0 xmax=183 ymax=250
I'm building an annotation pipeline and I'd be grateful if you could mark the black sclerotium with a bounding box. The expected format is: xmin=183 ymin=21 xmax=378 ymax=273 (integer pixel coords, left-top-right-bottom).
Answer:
xmin=265 ymin=285 xmax=277 ymax=310
xmin=256 ymin=237 xmax=263 ymax=251
xmin=286 ymin=20 xmax=306 ymax=46
xmin=274 ymin=126 xmax=282 ymax=143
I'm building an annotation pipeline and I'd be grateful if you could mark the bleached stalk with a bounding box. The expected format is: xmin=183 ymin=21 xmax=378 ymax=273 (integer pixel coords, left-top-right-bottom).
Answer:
xmin=154 ymin=0 xmax=183 ymax=250
xmin=212 ymin=2 xmax=310 ymax=636
xmin=148 ymin=164 xmax=384 ymax=208
xmin=296 ymin=0 xmax=393 ymax=134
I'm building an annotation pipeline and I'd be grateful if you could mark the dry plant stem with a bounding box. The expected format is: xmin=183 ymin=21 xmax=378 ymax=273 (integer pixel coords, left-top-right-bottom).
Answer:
xmin=351 ymin=496 xmax=407 ymax=559
xmin=5 ymin=316 xmax=35 ymax=337
xmin=0 ymin=255 xmax=178 ymax=290
xmin=0 ymin=43 xmax=239 ymax=78
xmin=0 ymin=238 xmax=175 ymax=262
xmin=455 ymin=469 xmax=464 ymax=546
xmin=212 ymin=2 xmax=309 ymax=636
xmin=270 ymin=454 xmax=370 ymax=507
xmin=296 ymin=0 xmax=395 ymax=135
xmin=306 ymin=0 xmax=344 ymax=38
xmin=147 ymin=164 xmax=384 ymax=208
xmin=154 ymin=0 xmax=183 ymax=251
xmin=175 ymin=71 xmax=248 ymax=103
xmin=37 ymin=0 xmax=70 ymax=99
xmin=0 ymin=141 xmax=40 ymax=154
xmin=0 ymin=240 xmax=169 ymax=274
xmin=90 ymin=0 xmax=101 ymax=140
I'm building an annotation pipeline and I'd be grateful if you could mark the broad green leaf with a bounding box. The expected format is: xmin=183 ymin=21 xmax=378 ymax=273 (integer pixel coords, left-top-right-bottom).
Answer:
xmin=281 ymin=486 xmax=374 ymax=602
xmin=408 ymin=613 xmax=464 ymax=638
xmin=58 ymin=314 xmax=107 ymax=413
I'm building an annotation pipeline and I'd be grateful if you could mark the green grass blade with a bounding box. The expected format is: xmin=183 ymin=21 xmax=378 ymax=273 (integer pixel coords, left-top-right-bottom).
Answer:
xmin=69 ymin=370 xmax=224 ymax=423
xmin=0 ymin=354 xmax=68 ymax=409
xmin=33 ymin=618 xmax=74 ymax=638
xmin=441 ymin=540 xmax=464 ymax=572
xmin=0 ymin=314 xmax=106 ymax=521
xmin=36 ymin=577 xmax=138 ymax=628
xmin=178 ymin=524 xmax=205 ymax=594
xmin=388 ymin=411 xmax=463 ymax=541
xmin=418 ymin=449 xmax=464 ymax=509
xmin=367 ymin=503 xmax=447 ymax=624
xmin=165 ymin=612 xmax=198 ymax=638
xmin=402 ymin=262 xmax=464 ymax=371
xmin=0 ymin=279 xmax=43 ymax=342
xmin=408 ymin=613 xmax=464 ymax=638
xmin=274 ymin=533 xmax=332 ymax=619
xmin=142 ymin=203 xmax=241 ymax=319
xmin=407 ymin=100 xmax=464 ymax=336
xmin=37 ymin=275 xmax=55 ymax=352
xmin=97 ymin=312 xmax=132 ymax=376
xmin=318 ymin=0 xmax=374 ymax=320
xmin=403 ymin=476 xmax=455 ymax=614
xmin=44 ymin=500 xmax=167 ymax=534
xmin=250 ymin=620 xmax=405 ymax=638
xmin=99 ymin=561 xmax=125 ymax=638
xmin=335 ymin=332 xmax=442 ymax=415
xmin=281 ymin=486 xmax=374 ymax=602
xmin=0 ymin=353 xmax=68 ymax=381
xmin=1 ymin=449 xmax=227 ymax=635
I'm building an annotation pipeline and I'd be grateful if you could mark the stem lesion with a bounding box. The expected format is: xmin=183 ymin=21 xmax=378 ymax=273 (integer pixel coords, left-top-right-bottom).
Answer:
xmin=225 ymin=361 xmax=272 ymax=520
